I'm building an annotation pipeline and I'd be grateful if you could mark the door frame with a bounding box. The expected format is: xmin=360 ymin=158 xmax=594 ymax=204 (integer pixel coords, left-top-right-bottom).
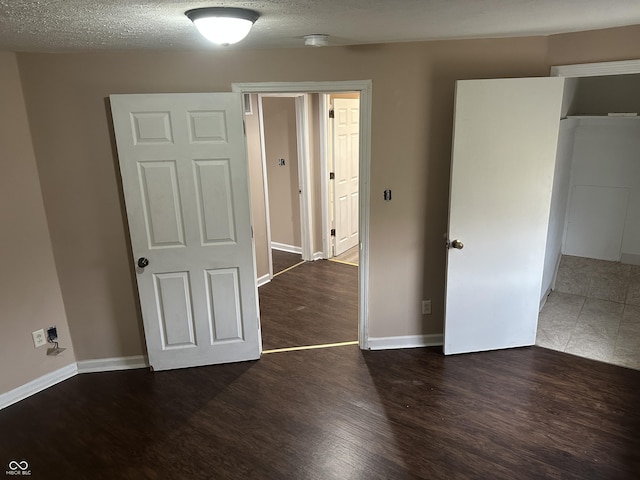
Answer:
xmin=257 ymin=93 xmax=312 ymax=279
xmin=233 ymin=80 xmax=372 ymax=349
xmin=551 ymin=59 xmax=640 ymax=78
xmin=546 ymin=58 xmax=640 ymax=299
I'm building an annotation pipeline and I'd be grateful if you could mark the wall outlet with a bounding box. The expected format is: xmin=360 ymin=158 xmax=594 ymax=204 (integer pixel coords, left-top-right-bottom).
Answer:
xmin=32 ymin=329 xmax=46 ymax=348
xmin=422 ymin=300 xmax=432 ymax=315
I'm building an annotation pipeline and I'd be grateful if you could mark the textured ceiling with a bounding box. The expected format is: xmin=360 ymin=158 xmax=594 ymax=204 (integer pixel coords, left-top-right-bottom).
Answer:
xmin=1 ymin=0 xmax=640 ymax=52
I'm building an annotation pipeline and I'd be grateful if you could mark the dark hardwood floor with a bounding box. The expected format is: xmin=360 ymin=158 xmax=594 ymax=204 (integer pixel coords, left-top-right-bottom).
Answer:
xmin=271 ymin=249 xmax=302 ymax=275
xmin=259 ymin=260 xmax=358 ymax=350
xmin=1 ymin=346 xmax=639 ymax=479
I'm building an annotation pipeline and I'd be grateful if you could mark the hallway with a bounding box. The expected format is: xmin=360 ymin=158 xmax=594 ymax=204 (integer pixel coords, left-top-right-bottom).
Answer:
xmin=259 ymin=258 xmax=358 ymax=351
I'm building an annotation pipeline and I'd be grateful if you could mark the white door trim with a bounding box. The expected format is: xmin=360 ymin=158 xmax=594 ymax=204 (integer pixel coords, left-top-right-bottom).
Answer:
xmin=319 ymin=93 xmax=332 ymax=259
xmin=256 ymin=95 xmax=274 ymax=280
xmin=233 ymin=81 xmax=372 ymax=350
xmin=551 ymin=59 xmax=640 ymax=77
xmin=296 ymin=94 xmax=313 ymax=261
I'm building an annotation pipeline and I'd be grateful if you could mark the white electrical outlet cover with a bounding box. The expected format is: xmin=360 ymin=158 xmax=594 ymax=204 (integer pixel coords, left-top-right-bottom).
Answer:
xmin=32 ymin=329 xmax=46 ymax=348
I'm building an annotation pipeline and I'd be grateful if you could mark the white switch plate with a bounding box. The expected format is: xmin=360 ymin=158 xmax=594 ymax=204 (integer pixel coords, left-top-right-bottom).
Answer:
xmin=422 ymin=300 xmax=432 ymax=315
xmin=32 ymin=329 xmax=47 ymax=348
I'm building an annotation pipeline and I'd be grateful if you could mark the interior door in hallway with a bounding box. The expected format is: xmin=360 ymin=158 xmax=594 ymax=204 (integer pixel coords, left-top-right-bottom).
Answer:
xmin=333 ymin=98 xmax=360 ymax=255
xmin=444 ymin=77 xmax=564 ymax=355
xmin=110 ymin=93 xmax=261 ymax=371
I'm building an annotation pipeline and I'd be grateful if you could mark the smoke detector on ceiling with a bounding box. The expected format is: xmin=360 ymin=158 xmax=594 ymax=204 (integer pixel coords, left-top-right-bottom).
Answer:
xmin=304 ymin=34 xmax=329 ymax=47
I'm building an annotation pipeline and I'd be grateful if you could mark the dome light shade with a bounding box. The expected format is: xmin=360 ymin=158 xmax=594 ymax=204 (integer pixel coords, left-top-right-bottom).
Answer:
xmin=304 ymin=34 xmax=329 ymax=47
xmin=186 ymin=7 xmax=260 ymax=45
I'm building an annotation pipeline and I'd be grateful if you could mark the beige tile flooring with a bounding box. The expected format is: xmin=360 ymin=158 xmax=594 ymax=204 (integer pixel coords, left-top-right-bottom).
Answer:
xmin=536 ymin=255 xmax=640 ymax=370
xmin=332 ymin=245 xmax=359 ymax=265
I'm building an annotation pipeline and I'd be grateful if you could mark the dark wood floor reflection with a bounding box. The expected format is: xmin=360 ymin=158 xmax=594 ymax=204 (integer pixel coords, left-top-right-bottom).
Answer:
xmin=1 ymin=346 xmax=639 ymax=479
xmin=271 ymin=249 xmax=302 ymax=275
xmin=259 ymin=259 xmax=358 ymax=350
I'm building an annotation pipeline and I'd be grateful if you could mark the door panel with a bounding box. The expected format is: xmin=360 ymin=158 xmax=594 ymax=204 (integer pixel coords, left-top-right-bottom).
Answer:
xmin=154 ymin=272 xmax=196 ymax=348
xmin=333 ymin=98 xmax=360 ymax=255
xmin=138 ymin=160 xmax=186 ymax=248
xmin=110 ymin=93 xmax=261 ymax=371
xmin=206 ymin=268 xmax=244 ymax=343
xmin=444 ymin=77 xmax=564 ymax=355
xmin=193 ymin=159 xmax=236 ymax=244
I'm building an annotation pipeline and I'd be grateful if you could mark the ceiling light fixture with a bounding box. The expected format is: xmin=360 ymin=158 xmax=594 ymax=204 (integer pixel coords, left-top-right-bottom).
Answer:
xmin=186 ymin=7 xmax=260 ymax=46
xmin=304 ymin=34 xmax=329 ymax=47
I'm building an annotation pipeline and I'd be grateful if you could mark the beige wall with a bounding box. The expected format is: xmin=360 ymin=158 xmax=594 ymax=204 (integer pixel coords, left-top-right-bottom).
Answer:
xmin=262 ymin=97 xmax=302 ymax=248
xmin=572 ymin=74 xmax=640 ymax=115
xmin=0 ymin=52 xmax=76 ymax=393
xmin=13 ymin=25 xmax=640 ymax=362
xmin=244 ymin=94 xmax=270 ymax=279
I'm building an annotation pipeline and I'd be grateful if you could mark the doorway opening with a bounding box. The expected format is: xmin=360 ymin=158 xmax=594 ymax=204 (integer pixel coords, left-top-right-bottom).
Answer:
xmin=537 ymin=62 xmax=640 ymax=370
xmin=233 ymin=81 xmax=372 ymax=352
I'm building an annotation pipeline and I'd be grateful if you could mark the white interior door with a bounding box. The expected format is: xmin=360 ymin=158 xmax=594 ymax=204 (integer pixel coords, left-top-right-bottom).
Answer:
xmin=333 ymin=98 xmax=360 ymax=255
xmin=110 ymin=93 xmax=261 ymax=371
xmin=445 ymin=77 xmax=564 ymax=355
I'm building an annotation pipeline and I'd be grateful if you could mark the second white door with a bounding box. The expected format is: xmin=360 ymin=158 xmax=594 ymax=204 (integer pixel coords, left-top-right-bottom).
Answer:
xmin=444 ymin=77 xmax=565 ymax=355
xmin=333 ymin=98 xmax=360 ymax=255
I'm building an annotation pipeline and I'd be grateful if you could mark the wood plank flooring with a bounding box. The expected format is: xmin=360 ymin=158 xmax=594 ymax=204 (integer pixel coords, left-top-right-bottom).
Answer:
xmin=1 ymin=346 xmax=639 ymax=479
xmin=259 ymin=259 xmax=357 ymax=350
xmin=271 ymin=249 xmax=302 ymax=275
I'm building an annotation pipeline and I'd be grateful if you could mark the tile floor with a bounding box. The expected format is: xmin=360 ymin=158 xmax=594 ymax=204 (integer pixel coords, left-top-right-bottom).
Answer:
xmin=332 ymin=245 xmax=359 ymax=265
xmin=537 ymin=255 xmax=640 ymax=370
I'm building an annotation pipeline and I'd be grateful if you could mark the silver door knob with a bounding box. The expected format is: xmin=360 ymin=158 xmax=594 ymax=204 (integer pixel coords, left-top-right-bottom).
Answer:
xmin=451 ymin=240 xmax=464 ymax=250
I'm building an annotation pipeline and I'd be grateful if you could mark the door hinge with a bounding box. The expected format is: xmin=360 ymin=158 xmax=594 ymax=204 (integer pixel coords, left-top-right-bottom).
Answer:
xmin=329 ymin=172 xmax=335 ymax=180
xmin=243 ymin=120 xmax=246 ymax=135
xmin=331 ymin=228 xmax=336 ymax=237
xmin=329 ymin=108 xmax=334 ymax=119
xmin=251 ymin=226 xmax=254 ymax=238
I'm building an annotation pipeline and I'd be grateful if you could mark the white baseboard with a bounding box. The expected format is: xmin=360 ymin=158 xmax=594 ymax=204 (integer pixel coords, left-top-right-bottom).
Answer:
xmin=621 ymin=253 xmax=640 ymax=266
xmin=77 ymin=355 xmax=148 ymax=374
xmin=257 ymin=273 xmax=271 ymax=287
xmin=313 ymin=251 xmax=325 ymax=261
xmin=368 ymin=334 xmax=444 ymax=351
xmin=539 ymin=287 xmax=552 ymax=312
xmin=0 ymin=363 xmax=77 ymax=410
xmin=271 ymin=242 xmax=302 ymax=254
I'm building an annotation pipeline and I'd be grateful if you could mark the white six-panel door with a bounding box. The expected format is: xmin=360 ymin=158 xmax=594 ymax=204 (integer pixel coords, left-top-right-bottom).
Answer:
xmin=333 ymin=98 xmax=360 ymax=255
xmin=110 ymin=93 xmax=261 ymax=371
xmin=444 ymin=77 xmax=564 ymax=355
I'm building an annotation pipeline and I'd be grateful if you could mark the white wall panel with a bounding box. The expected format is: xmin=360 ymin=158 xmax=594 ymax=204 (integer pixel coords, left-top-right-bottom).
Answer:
xmin=541 ymin=119 xmax=577 ymax=301
xmin=563 ymin=118 xmax=640 ymax=261
xmin=565 ymin=185 xmax=628 ymax=260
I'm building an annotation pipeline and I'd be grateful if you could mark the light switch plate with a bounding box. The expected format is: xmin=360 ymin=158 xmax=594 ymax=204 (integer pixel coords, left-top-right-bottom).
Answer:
xmin=422 ymin=300 xmax=432 ymax=315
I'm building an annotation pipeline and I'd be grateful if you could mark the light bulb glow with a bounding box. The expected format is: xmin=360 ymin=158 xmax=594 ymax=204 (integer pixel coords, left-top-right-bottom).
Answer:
xmin=193 ymin=17 xmax=254 ymax=45
xmin=186 ymin=8 xmax=259 ymax=46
